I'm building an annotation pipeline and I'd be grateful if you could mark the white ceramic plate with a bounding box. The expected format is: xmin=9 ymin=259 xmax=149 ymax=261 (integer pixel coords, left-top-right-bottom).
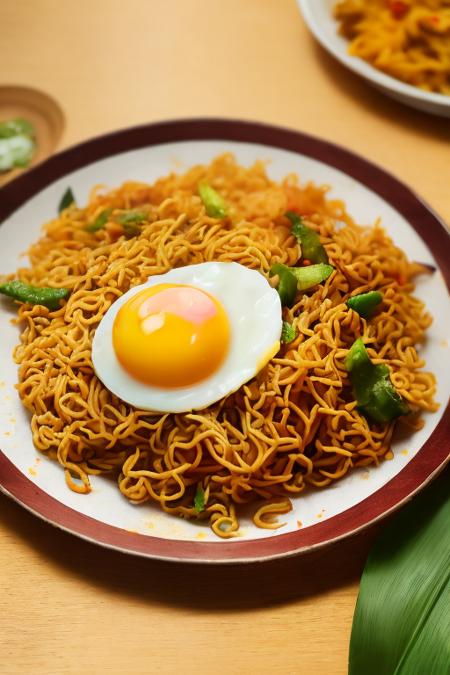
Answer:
xmin=297 ymin=0 xmax=450 ymax=117
xmin=0 ymin=119 xmax=449 ymax=563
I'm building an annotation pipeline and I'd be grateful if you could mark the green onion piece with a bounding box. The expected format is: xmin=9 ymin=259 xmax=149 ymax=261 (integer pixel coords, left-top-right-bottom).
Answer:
xmin=0 ymin=135 xmax=35 ymax=171
xmin=281 ymin=321 xmax=296 ymax=344
xmin=345 ymin=338 xmax=409 ymax=423
xmin=198 ymin=183 xmax=228 ymax=219
xmin=0 ymin=118 xmax=36 ymax=171
xmin=0 ymin=118 xmax=35 ymax=139
xmin=194 ymin=485 xmax=206 ymax=513
xmin=116 ymin=210 xmax=147 ymax=225
xmin=286 ymin=211 xmax=329 ymax=264
xmin=86 ymin=208 xmax=112 ymax=233
xmin=58 ymin=187 xmax=76 ymax=213
xmin=269 ymin=263 xmax=298 ymax=308
xmin=349 ymin=470 xmax=450 ymax=675
xmin=289 ymin=263 xmax=334 ymax=292
xmin=347 ymin=291 xmax=382 ymax=318
xmin=0 ymin=280 xmax=69 ymax=310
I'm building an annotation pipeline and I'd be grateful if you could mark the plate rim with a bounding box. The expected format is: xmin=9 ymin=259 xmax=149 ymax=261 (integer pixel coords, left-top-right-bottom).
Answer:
xmin=297 ymin=0 xmax=450 ymax=113
xmin=0 ymin=116 xmax=449 ymax=563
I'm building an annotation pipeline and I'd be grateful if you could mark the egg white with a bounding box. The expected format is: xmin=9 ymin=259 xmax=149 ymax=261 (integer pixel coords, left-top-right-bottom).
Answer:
xmin=91 ymin=262 xmax=282 ymax=413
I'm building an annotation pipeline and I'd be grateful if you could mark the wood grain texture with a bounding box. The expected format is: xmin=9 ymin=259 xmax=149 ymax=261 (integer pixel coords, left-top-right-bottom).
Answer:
xmin=0 ymin=1 xmax=448 ymax=673
xmin=0 ymin=494 xmax=378 ymax=675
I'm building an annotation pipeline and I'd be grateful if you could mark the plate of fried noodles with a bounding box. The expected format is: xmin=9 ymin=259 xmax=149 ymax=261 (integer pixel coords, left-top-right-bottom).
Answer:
xmin=0 ymin=119 xmax=448 ymax=563
xmin=298 ymin=0 xmax=450 ymax=117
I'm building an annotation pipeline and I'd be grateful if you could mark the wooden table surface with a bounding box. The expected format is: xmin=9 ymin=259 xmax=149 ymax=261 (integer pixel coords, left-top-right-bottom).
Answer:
xmin=0 ymin=2 xmax=448 ymax=674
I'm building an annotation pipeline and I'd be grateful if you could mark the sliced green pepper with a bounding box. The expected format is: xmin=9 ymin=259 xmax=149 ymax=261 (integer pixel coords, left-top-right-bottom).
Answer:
xmin=347 ymin=291 xmax=382 ymax=318
xmin=86 ymin=208 xmax=113 ymax=233
xmin=289 ymin=263 xmax=334 ymax=291
xmin=269 ymin=263 xmax=298 ymax=307
xmin=286 ymin=211 xmax=329 ymax=264
xmin=0 ymin=280 xmax=69 ymax=310
xmin=281 ymin=321 xmax=296 ymax=344
xmin=194 ymin=484 xmax=206 ymax=513
xmin=58 ymin=187 xmax=76 ymax=213
xmin=345 ymin=338 xmax=409 ymax=423
xmin=115 ymin=210 xmax=148 ymax=224
xmin=198 ymin=183 xmax=228 ymax=219
xmin=270 ymin=262 xmax=333 ymax=305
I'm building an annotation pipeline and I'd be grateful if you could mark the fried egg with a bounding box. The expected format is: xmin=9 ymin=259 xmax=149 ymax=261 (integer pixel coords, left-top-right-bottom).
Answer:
xmin=91 ymin=262 xmax=282 ymax=412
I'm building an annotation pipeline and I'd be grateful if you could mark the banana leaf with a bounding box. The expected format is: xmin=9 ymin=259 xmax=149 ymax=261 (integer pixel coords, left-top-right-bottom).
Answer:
xmin=349 ymin=468 xmax=450 ymax=675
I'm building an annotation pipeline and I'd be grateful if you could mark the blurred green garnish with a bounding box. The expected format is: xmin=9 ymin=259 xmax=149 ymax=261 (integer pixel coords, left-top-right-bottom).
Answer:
xmin=86 ymin=208 xmax=113 ymax=233
xmin=0 ymin=118 xmax=36 ymax=171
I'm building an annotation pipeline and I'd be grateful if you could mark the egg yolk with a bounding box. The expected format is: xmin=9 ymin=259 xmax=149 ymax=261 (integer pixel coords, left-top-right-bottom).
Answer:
xmin=112 ymin=284 xmax=231 ymax=388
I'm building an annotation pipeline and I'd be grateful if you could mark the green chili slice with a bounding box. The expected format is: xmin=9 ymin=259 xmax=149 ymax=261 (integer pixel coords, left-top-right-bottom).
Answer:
xmin=198 ymin=183 xmax=228 ymax=219
xmin=269 ymin=263 xmax=297 ymax=307
xmin=270 ymin=262 xmax=333 ymax=306
xmin=347 ymin=291 xmax=382 ymax=318
xmin=115 ymin=210 xmax=148 ymax=224
xmin=289 ymin=263 xmax=334 ymax=291
xmin=0 ymin=280 xmax=69 ymax=310
xmin=194 ymin=484 xmax=206 ymax=513
xmin=86 ymin=208 xmax=112 ymax=233
xmin=345 ymin=338 xmax=409 ymax=423
xmin=281 ymin=321 xmax=296 ymax=344
xmin=286 ymin=211 xmax=329 ymax=264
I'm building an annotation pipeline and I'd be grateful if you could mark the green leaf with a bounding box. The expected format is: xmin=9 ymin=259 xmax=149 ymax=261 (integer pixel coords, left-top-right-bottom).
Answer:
xmin=281 ymin=321 xmax=296 ymax=344
xmin=58 ymin=187 xmax=76 ymax=213
xmin=198 ymin=183 xmax=228 ymax=219
xmin=194 ymin=484 xmax=206 ymax=513
xmin=86 ymin=208 xmax=112 ymax=233
xmin=349 ymin=470 xmax=450 ymax=675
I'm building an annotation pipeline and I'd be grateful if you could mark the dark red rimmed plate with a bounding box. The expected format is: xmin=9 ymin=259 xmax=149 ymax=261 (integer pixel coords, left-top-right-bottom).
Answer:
xmin=0 ymin=118 xmax=449 ymax=563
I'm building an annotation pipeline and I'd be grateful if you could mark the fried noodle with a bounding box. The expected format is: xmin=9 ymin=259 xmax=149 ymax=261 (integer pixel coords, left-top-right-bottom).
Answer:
xmin=10 ymin=154 xmax=438 ymax=537
xmin=334 ymin=0 xmax=450 ymax=95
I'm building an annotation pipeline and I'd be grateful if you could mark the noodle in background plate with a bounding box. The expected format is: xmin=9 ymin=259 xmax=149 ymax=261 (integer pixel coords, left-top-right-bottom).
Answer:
xmin=334 ymin=0 xmax=450 ymax=95
xmin=6 ymin=154 xmax=438 ymax=538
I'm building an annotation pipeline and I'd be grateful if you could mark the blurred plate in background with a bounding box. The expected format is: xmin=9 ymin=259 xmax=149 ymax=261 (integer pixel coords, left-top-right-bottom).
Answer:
xmin=297 ymin=0 xmax=450 ymax=117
